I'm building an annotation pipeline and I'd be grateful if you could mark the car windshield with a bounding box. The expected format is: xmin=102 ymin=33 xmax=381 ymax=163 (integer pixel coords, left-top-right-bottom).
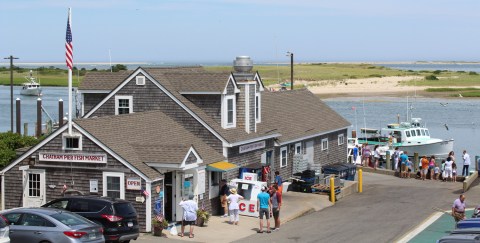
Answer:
xmin=50 ymin=212 xmax=91 ymax=226
xmin=114 ymin=203 xmax=137 ymax=217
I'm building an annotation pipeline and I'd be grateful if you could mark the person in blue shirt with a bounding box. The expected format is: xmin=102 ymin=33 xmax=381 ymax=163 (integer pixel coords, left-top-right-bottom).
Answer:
xmin=257 ymin=186 xmax=272 ymax=233
xmin=274 ymin=171 xmax=283 ymax=194
xmin=353 ymin=145 xmax=359 ymax=164
xmin=400 ymin=151 xmax=409 ymax=178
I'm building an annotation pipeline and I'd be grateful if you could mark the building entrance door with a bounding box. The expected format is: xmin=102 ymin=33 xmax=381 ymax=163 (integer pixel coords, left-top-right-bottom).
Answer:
xmin=22 ymin=169 xmax=45 ymax=207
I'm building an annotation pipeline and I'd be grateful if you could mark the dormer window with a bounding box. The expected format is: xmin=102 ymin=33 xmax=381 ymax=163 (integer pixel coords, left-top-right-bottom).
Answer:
xmin=62 ymin=133 xmax=82 ymax=150
xmin=136 ymin=76 xmax=145 ymax=85
xmin=115 ymin=96 xmax=133 ymax=115
xmin=222 ymin=95 xmax=236 ymax=128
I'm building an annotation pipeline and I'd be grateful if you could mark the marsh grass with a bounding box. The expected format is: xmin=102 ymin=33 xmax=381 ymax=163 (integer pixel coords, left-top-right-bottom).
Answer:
xmin=426 ymin=87 xmax=480 ymax=92
xmin=0 ymin=70 xmax=81 ymax=86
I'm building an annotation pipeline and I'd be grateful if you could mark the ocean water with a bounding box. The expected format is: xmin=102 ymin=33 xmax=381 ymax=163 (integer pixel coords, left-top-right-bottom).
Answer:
xmin=324 ymin=96 xmax=480 ymax=170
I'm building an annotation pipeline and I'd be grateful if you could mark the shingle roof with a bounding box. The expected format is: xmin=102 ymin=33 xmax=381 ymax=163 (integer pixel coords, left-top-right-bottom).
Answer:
xmin=75 ymin=110 xmax=225 ymax=179
xmin=259 ymin=89 xmax=351 ymax=144
xmin=80 ymin=71 xmax=132 ymax=90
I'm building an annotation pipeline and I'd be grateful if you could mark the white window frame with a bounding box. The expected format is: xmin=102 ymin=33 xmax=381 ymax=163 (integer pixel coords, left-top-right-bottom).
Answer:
xmin=321 ymin=138 xmax=328 ymax=151
xmin=280 ymin=146 xmax=288 ymax=168
xmin=136 ymin=76 xmax=145 ymax=85
xmin=115 ymin=95 xmax=133 ymax=115
xmin=338 ymin=134 xmax=345 ymax=145
xmin=295 ymin=142 xmax=302 ymax=155
xmin=255 ymin=93 xmax=261 ymax=123
xmin=62 ymin=133 xmax=82 ymax=151
xmin=102 ymin=172 xmax=125 ymax=199
xmin=222 ymin=95 xmax=236 ymax=128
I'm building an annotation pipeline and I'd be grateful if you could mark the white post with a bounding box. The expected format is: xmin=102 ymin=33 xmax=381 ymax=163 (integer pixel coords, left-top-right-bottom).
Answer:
xmin=68 ymin=68 xmax=72 ymax=135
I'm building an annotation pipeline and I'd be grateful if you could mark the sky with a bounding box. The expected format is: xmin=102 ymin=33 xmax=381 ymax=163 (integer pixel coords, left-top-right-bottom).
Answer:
xmin=1 ymin=0 xmax=479 ymax=64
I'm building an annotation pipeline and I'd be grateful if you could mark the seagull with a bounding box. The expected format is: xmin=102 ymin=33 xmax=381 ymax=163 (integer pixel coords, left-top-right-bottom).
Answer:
xmin=444 ymin=123 xmax=449 ymax=131
xmin=459 ymin=94 xmax=463 ymax=98
xmin=440 ymin=103 xmax=448 ymax=107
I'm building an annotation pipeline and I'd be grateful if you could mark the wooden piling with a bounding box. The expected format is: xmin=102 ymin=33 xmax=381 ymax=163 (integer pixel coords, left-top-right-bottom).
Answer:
xmin=15 ymin=98 xmax=21 ymax=134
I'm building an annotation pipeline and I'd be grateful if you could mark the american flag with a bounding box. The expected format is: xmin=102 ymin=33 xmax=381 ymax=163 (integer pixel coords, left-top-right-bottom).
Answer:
xmin=142 ymin=188 xmax=150 ymax=197
xmin=65 ymin=9 xmax=73 ymax=70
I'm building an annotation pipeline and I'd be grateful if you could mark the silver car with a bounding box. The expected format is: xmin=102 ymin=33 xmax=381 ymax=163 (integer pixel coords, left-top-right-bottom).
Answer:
xmin=1 ymin=207 xmax=104 ymax=243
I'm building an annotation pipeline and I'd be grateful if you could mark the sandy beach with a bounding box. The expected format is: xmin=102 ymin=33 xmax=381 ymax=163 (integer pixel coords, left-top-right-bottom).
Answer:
xmin=268 ymin=75 xmax=478 ymax=98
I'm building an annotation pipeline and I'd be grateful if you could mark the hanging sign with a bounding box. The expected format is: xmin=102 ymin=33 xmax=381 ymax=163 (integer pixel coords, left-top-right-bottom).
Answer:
xmin=126 ymin=178 xmax=142 ymax=190
xmin=90 ymin=179 xmax=98 ymax=193
xmin=239 ymin=141 xmax=265 ymax=153
xmin=39 ymin=152 xmax=107 ymax=163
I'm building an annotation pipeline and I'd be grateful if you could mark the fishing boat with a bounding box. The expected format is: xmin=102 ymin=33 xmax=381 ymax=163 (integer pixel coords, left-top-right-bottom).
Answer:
xmin=20 ymin=70 xmax=42 ymax=96
xmin=357 ymin=118 xmax=454 ymax=158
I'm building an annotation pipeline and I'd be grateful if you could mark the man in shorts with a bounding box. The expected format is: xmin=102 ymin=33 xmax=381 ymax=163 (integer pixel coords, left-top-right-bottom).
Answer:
xmin=257 ymin=186 xmax=272 ymax=233
xmin=400 ymin=151 xmax=408 ymax=178
xmin=178 ymin=194 xmax=198 ymax=238
xmin=270 ymin=185 xmax=282 ymax=231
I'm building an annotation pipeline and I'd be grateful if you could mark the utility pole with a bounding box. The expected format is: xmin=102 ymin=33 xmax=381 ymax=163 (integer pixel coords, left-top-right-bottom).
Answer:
xmin=4 ymin=55 xmax=19 ymax=132
xmin=286 ymin=52 xmax=294 ymax=90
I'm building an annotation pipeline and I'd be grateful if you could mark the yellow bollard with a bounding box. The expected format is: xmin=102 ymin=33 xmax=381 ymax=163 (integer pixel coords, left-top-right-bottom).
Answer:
xmin=358 ymin=169 xmax=363 ymax=193
xmin=330 ymin=177 xmax=335 ymax=204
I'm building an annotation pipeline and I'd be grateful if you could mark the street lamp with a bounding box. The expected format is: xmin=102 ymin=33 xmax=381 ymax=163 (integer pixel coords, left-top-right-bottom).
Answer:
xmin=286 ymin=51 xmax=293 ymax=90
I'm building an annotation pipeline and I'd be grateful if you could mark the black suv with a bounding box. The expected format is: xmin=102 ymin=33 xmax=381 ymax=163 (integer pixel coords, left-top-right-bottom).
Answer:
xmin=42 ymin=196 xmax=139 ymax=243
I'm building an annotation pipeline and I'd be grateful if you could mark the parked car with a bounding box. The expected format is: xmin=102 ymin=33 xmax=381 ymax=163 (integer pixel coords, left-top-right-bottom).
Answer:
xmin=437 ymin=234 xmax=480 ymax=243
xmin=1 ymin=207 xmax=104 ymax=243
xmin=0 ymin=215 xmax=10 ymax=243
xmin=457 ymin=219 xmax=480 ymax=229
xmin=42 ymin=196 xmax=139 ymax=243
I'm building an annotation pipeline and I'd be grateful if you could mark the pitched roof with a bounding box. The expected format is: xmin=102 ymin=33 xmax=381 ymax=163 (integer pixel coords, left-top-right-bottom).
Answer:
xmin=75 ymin=110 xmax=225 ymax=178
xmin=259 ymin=89 xmax=351 ymax=144
xmin=80 ymin=71 xmax=132 ymax=90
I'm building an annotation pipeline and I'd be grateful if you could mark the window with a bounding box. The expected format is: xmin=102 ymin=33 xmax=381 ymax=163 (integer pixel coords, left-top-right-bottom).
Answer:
xmin=280 ymin=146 xmax=287 ymax=167
xmin=338 ymin=134 xmax=345 ymax=145
xmin=417 ymin=129 xmax=421 ymax=136
xmin=425 ymin=130 xmax=430 ymax=136
xmin=47 ymin=199 xmax=69 ymax=210
xmin=28 ymin=173 xmax=40 ymax=197
xmin=321 ymin=138 xmax=328 ymax=150
xmin=222 ymin=95 xmax=236 ymax=128
xmin=295 ymin=143 xmax=302 ymax=155
xmin=406 ymin=131 xmax=411 ymax=137
xmin=22 ymin=213 xmax=55 ymax=227
xmin=62 ymin=134 xmax=82 ymax=150
xmin=103 ymin=172 xmax=125 ymax=199
xmin=115 ymin=96 xmax=133 ymax=115
xmin=421 ymin=129 xmax=425 ymax=136
xmin=255 ymin=93 xmax=261 ymax=122
xmin=4 ymin=213 xmax=22 ymax=225
xmin=136 ymin=76 xmax=145 ymax=85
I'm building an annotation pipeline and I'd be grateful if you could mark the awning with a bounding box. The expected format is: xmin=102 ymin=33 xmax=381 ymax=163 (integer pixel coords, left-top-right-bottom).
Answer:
xmin=206 ymin=161 xmax=238 ymax=172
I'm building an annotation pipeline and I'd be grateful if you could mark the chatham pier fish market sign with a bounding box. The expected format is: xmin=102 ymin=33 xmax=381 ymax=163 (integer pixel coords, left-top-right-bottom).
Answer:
xmin=39 ymin=152 xmax=107 ymax=163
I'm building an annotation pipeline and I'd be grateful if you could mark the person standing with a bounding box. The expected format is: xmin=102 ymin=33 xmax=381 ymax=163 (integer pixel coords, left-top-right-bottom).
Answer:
xmin=452 ymin=194 xmax=466 ymax=223
xmin=219 ymin=179 xmax=230 ymax=217
xmin=400 ymin=151 xmax=408 ymax=178
xmin=226 ymin=188 xmax=244 ymax=225
xmin=373 ymin=145 xmax=380 ymax=170
xmin=178 ymin=194 xmax=198 ymax=238
xmin=353 ymin=145 xmax=359 ymax=164
xmin=428 ymin=156 xmax=436 ymax=180
xmin=257 ymin=186 xmax=272 ymax=233
xmin=462 ymin=150 xmax=471 ymax=177
xmin=270 ymin=185 xmax=282 ymax=232
xmin=274 ymin=171 xmax=283 ymax=194
xmin=421 ymin=156 xmax=429 ymax=180
xmin=392 ymin=147 xmax=400 ymax=171
xmin=444 ymin=157 xmax=454 ymax=182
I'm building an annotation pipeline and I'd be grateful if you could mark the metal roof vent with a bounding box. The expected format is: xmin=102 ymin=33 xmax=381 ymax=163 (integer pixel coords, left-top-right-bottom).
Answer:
xmin=233 ymin=56 xmax=253 ymax=73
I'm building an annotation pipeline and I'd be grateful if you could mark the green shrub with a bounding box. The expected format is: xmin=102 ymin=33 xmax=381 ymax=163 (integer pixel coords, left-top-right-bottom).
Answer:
xmin=0 ymin=132 xmax=40 ymax=167
xmin=369 ymin=74 xmax=383 ymax=78
xmin=433 ymin=70 xmax=442 ymax=74
xmin=425 ymin=75 xmax=438 ymax=80
xmin=468 ymin=71 xmax=478 ymax=75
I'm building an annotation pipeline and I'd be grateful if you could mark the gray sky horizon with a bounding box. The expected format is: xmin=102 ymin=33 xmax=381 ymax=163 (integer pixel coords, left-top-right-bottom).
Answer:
xmin=1 ymin=0 xmax=479 ymax=64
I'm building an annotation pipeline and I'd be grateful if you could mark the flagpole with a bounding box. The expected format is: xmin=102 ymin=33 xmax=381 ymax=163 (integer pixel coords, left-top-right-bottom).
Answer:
xmin=67 ymin=8 xmax=73 ymax=135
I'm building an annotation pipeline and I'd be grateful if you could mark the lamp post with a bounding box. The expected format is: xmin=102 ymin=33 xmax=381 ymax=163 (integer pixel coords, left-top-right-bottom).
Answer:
xmin=286 ymin=51 xmax=294 ymax=90
xmin=4 ymin=55 xmax=19 ymax=132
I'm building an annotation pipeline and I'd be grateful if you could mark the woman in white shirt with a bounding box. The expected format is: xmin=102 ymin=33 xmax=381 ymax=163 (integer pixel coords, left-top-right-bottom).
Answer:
xmin=443 ymin=157 xmax=454 ymax=182
xmin=227 ymin=188 xmax=244 ymax=225
xmin=373 ymin=145 xmax=380 ymax=170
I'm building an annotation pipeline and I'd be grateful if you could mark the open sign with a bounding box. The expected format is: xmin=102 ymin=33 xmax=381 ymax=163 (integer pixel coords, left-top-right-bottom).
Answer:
xmin=127 ymin=178 xmax=141 ymax=190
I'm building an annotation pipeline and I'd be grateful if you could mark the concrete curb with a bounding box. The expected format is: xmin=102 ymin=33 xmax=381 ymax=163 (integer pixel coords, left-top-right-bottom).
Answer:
xmin=463 ymin=171 xmax=478 ymax=192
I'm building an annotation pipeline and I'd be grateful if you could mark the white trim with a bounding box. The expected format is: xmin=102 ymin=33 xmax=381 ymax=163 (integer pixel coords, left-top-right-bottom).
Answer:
xmin=245 ymin=84 xmax=250 ymax=133
xmin=278 ymin=127 xmax=349 ymax=146
xmin=295 ymin=142 xmax=302 ymax=155
xmin=146 ymin=162 xmax=199 ymax=171
xmin=254 ymin=72 xmax=265 ymax=92
xmin=180 ymin=147 xmax=203 ymax=168
xmin=255 ymin=92 xmax=261 ymax=123
xmin=222 ymin=94 xmax=236 ymax=129
xmin=102 ymin=171 xmax=125 ymax=199
xmin=228 ymin=133 xmax=280 ymax=147
xmin=222 ymin=74 xmax=240 ymax=95
xmin=280 ymin=146 xmax=288 ymax=168
xmin=1 ymin=125 xmax=69 ymax=174
xmin=136 ymin=76 xmax=145 ymax=85
xmin=84 ymin=68 xmax=230 ymax=145
xmin=145 ymin=181 xmax=152 ymax=232
xmin=338 ymin=134 xmax=345 ymax=145
xmin=115 ymin=95 xmax=133 ymax=115
xmin=62 ymin=132 xmax=83 ymax=150
xmin=179 ymin=91 xmax=222 ymax=95
xmin=80 ymin=93 xmax=84 ymax=116
xmin=73 ymin=123 xmax=152 ymax=182
xmin=321 ymin=138 xmax=328 ymax=151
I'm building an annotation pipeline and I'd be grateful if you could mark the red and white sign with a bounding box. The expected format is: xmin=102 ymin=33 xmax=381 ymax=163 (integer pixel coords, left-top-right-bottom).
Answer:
xmin=126 ymin=178 xmax=142 ymax=190
xmin=242 ymin=172 xmax=258 ymax=181
xmin=39 ymin=152 xmax=107 ymax=163
xmin=239 ymin=200 xmax=258 ymax=217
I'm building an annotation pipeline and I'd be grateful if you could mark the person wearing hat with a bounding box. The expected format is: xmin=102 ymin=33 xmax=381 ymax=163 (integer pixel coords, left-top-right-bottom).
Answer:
xmin=257 ymin=185 xmax=272 ymax=233
xmin=227 ymin=187 xmax=244 ymax=225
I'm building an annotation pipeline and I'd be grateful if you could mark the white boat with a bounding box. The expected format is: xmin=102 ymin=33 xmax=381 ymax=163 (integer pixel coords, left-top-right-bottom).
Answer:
xmin=357 ymin=118 xmax=454 ymax=158
xmin=20 ymin=70 xmax=42 ymax=96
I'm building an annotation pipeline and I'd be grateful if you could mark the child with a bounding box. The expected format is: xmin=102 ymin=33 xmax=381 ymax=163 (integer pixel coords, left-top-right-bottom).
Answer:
xmin=434 ymin=163 xmax=440 ymax=180
xmin=452 ymin=161 xmax=457 ymax=182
